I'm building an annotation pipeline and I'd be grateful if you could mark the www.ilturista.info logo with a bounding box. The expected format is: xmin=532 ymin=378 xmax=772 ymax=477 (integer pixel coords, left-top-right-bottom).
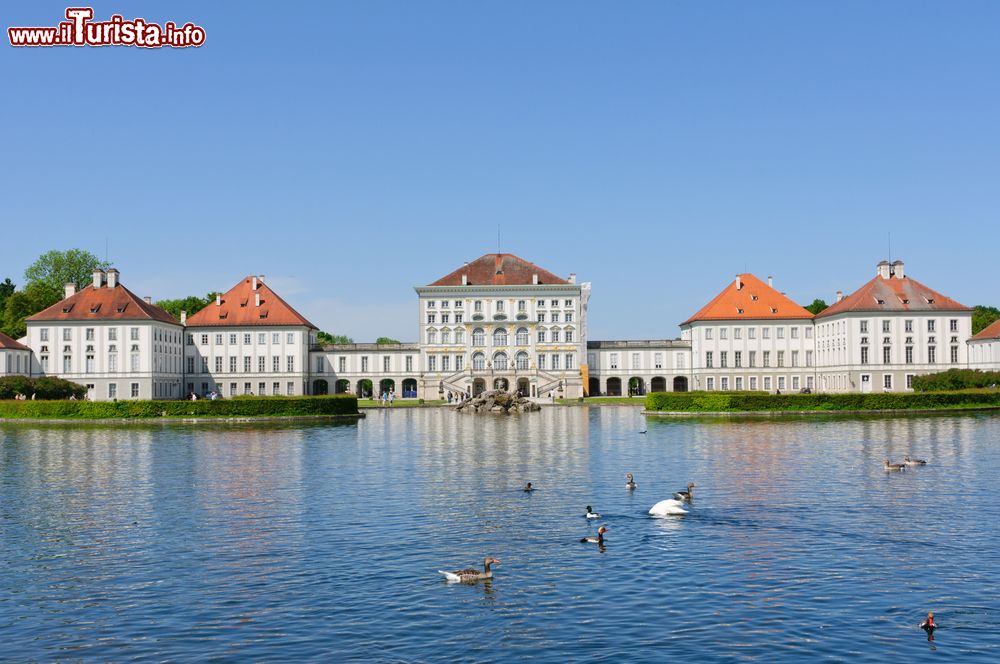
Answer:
xmin=8 ymin=7 xmax=205 ymax=48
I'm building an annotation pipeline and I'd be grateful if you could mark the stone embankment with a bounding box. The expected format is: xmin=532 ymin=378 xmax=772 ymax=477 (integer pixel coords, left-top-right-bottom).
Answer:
xmin=454 ymin=390 xmax=541 ymax=414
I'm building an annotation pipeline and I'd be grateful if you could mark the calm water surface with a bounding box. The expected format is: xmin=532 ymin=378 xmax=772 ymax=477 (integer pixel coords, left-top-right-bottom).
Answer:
xmin=2 ymin=407 xmax=999 ymax=661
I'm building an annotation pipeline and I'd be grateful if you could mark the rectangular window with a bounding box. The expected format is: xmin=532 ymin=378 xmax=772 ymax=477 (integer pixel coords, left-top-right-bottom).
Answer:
xmin=131 ymin=383 xmax=139 ymax=398
xmin=202 ymin=357 xmax=209 ymax=373
xmin=632 ymin=353 xmax=641 ymax=370
xmin=244 ymin=382 xmax=251 ymax=395
xmin=474 ymin=301 xmax=482 ymax=312
xmin=805 ymin=327 xmax=813 ymax=339
xmin=551 ymin=354 xmax=560 ymax=370
xmin=734 ymin=328 xmax=742 ymax=340
xmin=609 ymin=353 xmax=618 ymax=369
xmin=85 ymin=355 xmax=94 ymax=372
xmin=565 ymin=330 xmax=574 ymax=342
xmin=565 ymin=354 xmax=574 ymax=369
xmin=230 ymin=357 xmax=237 ymax=372
xmin=108 ymin=354 xmax=117 ymax=372
xmin=215 ymin=357 xmax=223 ymax=372
xmin=720 ymin=351 xmax=727 ymax=368
xmin=883 ymin=346 xmax=891 ymax=364
xmin=362 ymin=356 xmax=369 ymax=372
xmin=41 ymin=329 xmax=49 ymax=341
xmin=405 ymin=356 xmax=412 ymax=372
xmin=763 ymin=327 xmax=770 ymax=339
xmin=764 ymin=376 xmax=772 ymax=391
xmin=383 ymin=356 xmax=391 ymax=372
xmin=777 ymin=351 xmax=784 ymax=367
xmin=272 ymin=333 xmax=280 ymax=344
xmin=551 ymin=312 xmax=559 ymax=323
xmin=720 ymin=328 xmax=727 ymax=340
xmin=806 ymin=351 xmax=813 ymax=367
xmin=860 ymin=321 xmax=869 ymax=334
xmin=230 ymin=334 xmax=237 ymax=344
xmin=257 ymin=333 xmax=265 ymax=344
xmin=551 ymin=330 xmax=560 ymax=342
xmin=777 ymin=327 xmax=785 ymax=339
xmin=705 ymin=351 xmax=713 ymax=368
xmin=749 ymin=376 xmax=757 ymax=391
xmin=950 ymin=319 xmax=958 ymax=332
xmin=565 ymin=313 xmax=573 ymax=322
xmin=339 ymin=356 xmax=347 ymax=372
xmin=778 ymin=376 xmax=786 ymax=391
xmin=861 ymin=347 xmax=869 ymax=364
xmin=259 ymin=356 xmax=266 ymax=372
xmin=706 ymin=377 xmax=714 ymax=391
xmin=428 ymin=356 xmax=437 ymax=372
xmin=792 ymin=376 xmax=800 ymax=390
xmin=791 ymin=327 xmax=798 ymax=339
xmin=721 ymin=377 xmax=729 ymax=390
xmin=63 ymin=328 xmax=72 ymax=341
xmin=705 ymin=328 xmax=713 ymax=340
xmin=905 ymin=320 xmax=913 ymax=333
xmin=654 ymin=353 xmax=663 ymax=369
xmin=241 ymin=334 xmax=250 ymax=345
xmin=216 ymin=334 xmax=223 ymax=344
xmin=791 ymin=351 xmax=798 ymax=367
xmin=273 ymin=356 xmax=280 ymax=372
xmin=200 ymin=334 xmax=208 ymax=345
xmin=884 ymin=374 xmax=892 ymax=390
xmin=748 ymin=351 xmax=756 ymax=367
xmin=456 ymin=355 xmax=464 ymax=371
xmin=427 ymin=314 xmax=436 ymax=324
xmin=905 ymin=346 xmax=913 ymax=363
xmin=927 ymin=320 xmax=936 ymax=332
xmin=763 ymin=351 xmax=770 ymax=367
xmin=882 ymin=320 xmax=891 ymax=333
xmin=85 ymin=328 xmax=94 ymax=341
xmin=928 ymin=346 xmax=936 ymax=363
xmin=243 ymin=357 xmax=251 ymax=372
xmin=230 ymin=382 xmax=237 ymax=396
xmin=748 ymin=328 xmax=756 ymax=340
xmin=259 ymin=382 xmax=266 ymax=395
xmin=735 ymin=376 xmax=743 ymax=390
xmin=287 ymin=356 xmax=294 ymax=372
xmin=108 ymin=383 xmax=117 ymax=399
xmin=130 ymin=328 xmax=139 ymax=341
xmin=951 ymin=346 xmax=959 ymax=363
xmin=537 ymin=330 xmax=546 ymax=343
xmin=906 ymin=374 xmax=914 ymax=389
xmin=538 ymin=354 xmax=546 ymax=370
xmin=538 ymin=313 xmax=546 ymax=323
xmin=455 ymin=313 xmax=463 ymax=324
xmin=131 ymin=354 xmax=140 ymax=371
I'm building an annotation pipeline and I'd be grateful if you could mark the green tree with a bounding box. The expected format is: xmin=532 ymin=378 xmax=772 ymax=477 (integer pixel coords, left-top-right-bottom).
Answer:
xmin=1 ymin=286 xmax=51 ymax=339
xmin=24 ymin=249 xmax=109 ymax=303
xmin=972 ymin=305 xmax=1000 ymax=335
xmin=155 ymin=293 xmax=219 ymax=319
xmin=804 ymin=298 xmax=829 ymax=315
xmin=0 ymin=278 xmax=14 ymax=316
xmin=317 ymin=331 xmax=353 ymax=344
xmin=375 ymin=336 xmax=401 ymax=344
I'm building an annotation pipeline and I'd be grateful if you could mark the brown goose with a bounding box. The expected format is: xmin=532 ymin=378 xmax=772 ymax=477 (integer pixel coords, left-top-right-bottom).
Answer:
xmin=884 ymin=459 xmax=906 ymax=472
xmin=673 ymin=483 xmax=695 ymax=501
xmin=439 ymin=557 xmax=500 ymax=583
xmin=904 ymin=456 xmax=928 ymax=466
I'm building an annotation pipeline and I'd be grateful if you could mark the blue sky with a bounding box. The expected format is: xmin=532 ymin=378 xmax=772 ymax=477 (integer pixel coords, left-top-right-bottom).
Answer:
xmin=3 ymin=1 xmax=998 ymax=340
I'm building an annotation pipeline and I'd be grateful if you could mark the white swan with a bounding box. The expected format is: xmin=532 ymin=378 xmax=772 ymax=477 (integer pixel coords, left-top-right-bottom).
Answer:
xmin=648 ymin=499 xmax=688 ymax=516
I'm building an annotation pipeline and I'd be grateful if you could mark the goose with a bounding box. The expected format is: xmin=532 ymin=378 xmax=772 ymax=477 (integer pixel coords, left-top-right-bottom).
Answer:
xmin=580 ymin=526 xmax=608 ymax=544
xmin=585 ymin=505 xmax=601 ymax=519
xmin=920 ymin=612 xmax=935 ymax=632
xmin=439 ymin=557 xmax=500 ymax=583
xmin=625 ymin=473 xmax=637 ymax=490
xmin=673 ymin=483 xmax=695 ymax=501
xmin=904 ymin=456 xmax=928 ymax=466
xmin=649 ymin=499 xmax=688 ymax=516
xmin=524 ymin=482 xmax=535 ymax=492
xmin=884 ymin=459 xmax=906 ymax=472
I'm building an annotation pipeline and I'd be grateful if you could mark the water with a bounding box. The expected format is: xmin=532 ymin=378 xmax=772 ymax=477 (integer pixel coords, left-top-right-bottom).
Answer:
xmin=2 ymin=408 xmax=999 ymax=662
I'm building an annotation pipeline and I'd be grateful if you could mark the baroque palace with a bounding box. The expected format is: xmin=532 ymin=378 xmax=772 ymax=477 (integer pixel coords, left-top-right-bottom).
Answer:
xmin=3 ymin=254 xmax=998 ymax=401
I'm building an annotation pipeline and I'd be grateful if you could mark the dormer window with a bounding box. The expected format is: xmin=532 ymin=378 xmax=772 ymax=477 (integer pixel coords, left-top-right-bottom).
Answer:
xmin=751 ymin=295 xmax=758 ymax=301
xmin=259 ymin=311 xmax=268 ymax=319
xmin=89 ymin=304 xmax=101 ymax=313
xmin=116 ymin=304 xmax=128 ymax=313
xmin=218 ymin=312 xmax=227 ymax=319
xmin=900 ymin=298 xmax=909 ymax=304
xmin=770 ymin=307 xmax=778 ymax=314
xmin=240 ymin=299 xmax=248 ymax=307
xmin=62 ymin=304 xmax=74 ymax=313
xmin=876 ymin=298 xmax=885 ymax=305
xmin=737 ymin=308 xmax=744 ymax=314
xmin=926 ymin=297 xmax=935 ymax=304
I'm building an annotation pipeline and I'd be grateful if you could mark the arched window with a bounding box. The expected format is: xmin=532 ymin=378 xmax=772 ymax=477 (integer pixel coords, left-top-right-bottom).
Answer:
xmin=493 ymin=352 xmax=508 ymax=371
xmin=441 ymin=329 xmax=451 ymax=344
xmin=427 ymin=329 xmax=437 ymax=344
xmin=515 ymin=327 xmax=529 ymax=345
xmin=515 ymin=351 xmax=529 ymax=370
xmin=455 ymin=328 xmax=465 ymax=345
xmin=472 ymin=328 xmax=485 ymax=346
xmin=493 ymin=328 xmax=508 ymax=347
xmin=473 ymin=352 xmax=486 ymax=371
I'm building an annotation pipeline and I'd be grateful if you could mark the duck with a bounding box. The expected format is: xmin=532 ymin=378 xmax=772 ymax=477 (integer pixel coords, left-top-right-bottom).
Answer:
xmin=648 ymin=499 xmax=688 ymax=516
xmin=580 ymin=525 xmax=608 ymax=544
xmin=523 ymin=482 xmax=535 ymax=492
xmin=884 ymin=459 xmax=906 ymax=472
xmin=625 ymin=473 xmax=637 ymax=490
xmin=439 ymin=557 xmax=500 ymax=583
xmin=585 ymin=505 xmax=601 ymax=519
xmin=904 ymin=456 xmax=928 ymax=466
xmin=639 ymin=429 xmax=647 ymax=434
xmin=920 ymin=611 xmax=935 ymax=632
xmin=673 ymin=483 xmax=695 ymax=501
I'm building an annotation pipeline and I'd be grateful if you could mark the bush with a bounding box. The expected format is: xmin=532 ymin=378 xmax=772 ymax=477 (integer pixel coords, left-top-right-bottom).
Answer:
xmin=645 ymin=390 xmax=1000 ymax=413
xmin=0 ymin=395 xmax=359 ymax=419
xmin=911 ymin=369 xmax=1000 ymax=392
xmin=0 ymin=375 xmax=86 ymax=400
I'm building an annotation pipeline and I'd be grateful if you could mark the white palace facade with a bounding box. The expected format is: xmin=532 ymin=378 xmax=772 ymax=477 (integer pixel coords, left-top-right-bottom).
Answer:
xmin=10 ymin=255 xmax=998 ymax=401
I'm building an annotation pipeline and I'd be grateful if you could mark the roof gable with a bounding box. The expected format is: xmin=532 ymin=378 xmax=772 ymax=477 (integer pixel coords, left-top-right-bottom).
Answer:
xmin=682 ymin=273 xmax=813 ymax=325
xmin=185 ymin=276 xmax=317 ymax=328
xmin=428 ymin=253 xmax=569 ymax=287
xmin=817 ymin=275 xmax=969 ymax=318
xmin=26 ymin=284 xmax=179 ymax=325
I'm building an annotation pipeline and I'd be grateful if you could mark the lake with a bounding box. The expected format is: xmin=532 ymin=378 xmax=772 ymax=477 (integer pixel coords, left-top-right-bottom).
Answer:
xmin=2 ymin=407 xmax=999 ymax=661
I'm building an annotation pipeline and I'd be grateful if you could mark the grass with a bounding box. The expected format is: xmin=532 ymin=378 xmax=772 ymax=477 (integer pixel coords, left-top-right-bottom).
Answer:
xmin=357 ymin=399 xmax=447 ymax=408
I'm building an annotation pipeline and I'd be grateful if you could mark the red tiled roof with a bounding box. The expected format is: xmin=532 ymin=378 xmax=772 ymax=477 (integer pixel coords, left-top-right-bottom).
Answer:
xmin=970 ymin=319 xmax=1000 ymax=341
xmin=0 ymin=331 xmax=30 ymax=351
xmin=26 ymin=283 xmax=179 ymax=325
xmin=185 ymin=276 xmax=317 ymax=329
xmin=682 ymin=273 xmax=814 ymax=325
xmin=816 ymin=274 xmax=970 ymax=318
xmin=429 ymin=253 xmax=569 ymax=286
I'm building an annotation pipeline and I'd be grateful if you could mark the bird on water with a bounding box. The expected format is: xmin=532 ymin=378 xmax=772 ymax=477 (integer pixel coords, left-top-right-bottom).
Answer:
xmin=439 ymin=557 xmax=501 ymax=583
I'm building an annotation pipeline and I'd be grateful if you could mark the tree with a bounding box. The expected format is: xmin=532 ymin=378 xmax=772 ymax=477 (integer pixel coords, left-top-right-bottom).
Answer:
xmin=155 ymin=293 xmax=219 ymax=319
xmin=375 ymin=337 xmax=401 ymax=344
xmin=804 ymin=298 xmax=829 ymax=315
xmin=0 ymin=278 xmax=14 ymax=316
xmin=972 ymin=305 xmax=1000 ymax=335
xmin=317 ymin=331 xmax=353 ymax=345
xmin=24 ymin=249 xmax=110 ymax=303
xmin=1 ymin=286 xmax=51 ymax=339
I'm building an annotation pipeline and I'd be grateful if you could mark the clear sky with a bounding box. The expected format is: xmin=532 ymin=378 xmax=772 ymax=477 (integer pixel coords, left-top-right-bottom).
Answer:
xmin=3 ymin=1 xmax=998 ymax=341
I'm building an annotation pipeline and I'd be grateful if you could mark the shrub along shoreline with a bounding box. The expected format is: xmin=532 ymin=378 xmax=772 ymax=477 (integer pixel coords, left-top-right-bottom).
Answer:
xmin=0 ymin=395 xmax=359 ymax=420
xmin=644 ymin=390 xmax=1000 ymax=414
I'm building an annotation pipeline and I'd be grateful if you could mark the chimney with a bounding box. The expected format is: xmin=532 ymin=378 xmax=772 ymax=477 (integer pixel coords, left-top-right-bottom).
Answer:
xmin=64 ymin=283 xmax=76 ymax=299
xmin=767 ymin=275 xmax=773 ymax=288
xmin=180 ymin=310 xmax=187 ymax=325
xmin=258 ymin=274 xmax=265 ymax=284
xmin=216 ymin=293 xmax=221 ymax=306
xmin=532 ymin=273 xmax=539 ymax=285
xmin=735 ymin=275 xmax=742 ymax=290
xmin=877 ymin=260 xmax=891 ymax=279
xmin=255 ymin=292 xmax=261 ymax=307
xmin=144 ymin=296 xmax=152 ymax=305
xmin=106 ymin=268 xmax=119 ymax=288
xmin=252 ymin=276 xmax=258 ymax=290
xmin=836 ymin=290 xmax=844 ymax=303
xmin=461 ymin=274 xmax=468 ymax=285
xmin=92 ymin=269 xmax=105 ymax=289
xmin=568 ymin=273 xmax=577 ymax=284
xmin=891 ymin=260 xmax=905 ymax=279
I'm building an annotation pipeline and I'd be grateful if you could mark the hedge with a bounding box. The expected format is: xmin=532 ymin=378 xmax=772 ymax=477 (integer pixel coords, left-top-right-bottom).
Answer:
xmin=0 ymin=375 xmax=87 ymax=400
xmin=645 ymin=390 xmax=1000 ymax=413
xmin=911 ymin=369 xmax=1000 ymax=392
xmin=0 ymin=395 xmax=359 ymax=419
